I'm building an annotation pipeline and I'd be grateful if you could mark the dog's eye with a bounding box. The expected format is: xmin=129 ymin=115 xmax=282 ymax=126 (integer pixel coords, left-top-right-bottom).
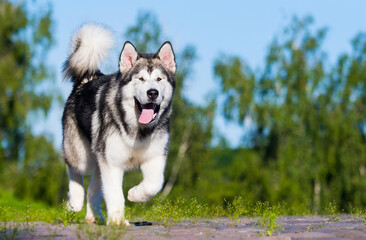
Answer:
xmin=139 ymin=77 xmax=144 ymax=81
xmin=157 ymin=77 xmax=162 ymax=81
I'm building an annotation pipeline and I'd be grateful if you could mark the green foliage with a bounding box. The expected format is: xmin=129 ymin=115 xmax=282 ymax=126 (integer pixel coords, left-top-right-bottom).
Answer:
xmin=125 ymin=12 xmax=162 ymax=53
xmin=127 ymin=196 xmax=286 ymax=227
xmin=254 ymin=201 xmax=282 ymax=236
xmin=325 ymin=200 xmax=341 ymax=222
xmin=0 ymin=0 xmax=64 ymax=204
xmin=56 ymin=202 xmax=80 ymax=227
xmin=144 ymin=198 xmax=186 ymax=227
xmin=0 ymin=190 xmax=84 ymax=224
xmin=225 ymin=196 xmax=247 ymax=225
xmin=13 ymin=135 xmax=67 ymax=205
xmin=214 ymin=15 xmax=366 ymax=211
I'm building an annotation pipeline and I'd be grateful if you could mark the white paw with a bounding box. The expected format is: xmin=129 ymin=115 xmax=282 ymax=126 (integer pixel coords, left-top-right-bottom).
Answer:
xmin=127 ymin=186 xmax=149 ymax=202
xmin=67 ymin=182 xmax=84 ymax=212
xmin=66 ymin=199 xmax=83 ymax=212
xmin=85 ymin=210 xmax=105 ymax=225
xmin=107 ymin=219 xmax=130 ymax=226
xmin=106 ymin=210 xmax=129 ymax=226
xmin=107 ymin=216 xmax=130 ymax=226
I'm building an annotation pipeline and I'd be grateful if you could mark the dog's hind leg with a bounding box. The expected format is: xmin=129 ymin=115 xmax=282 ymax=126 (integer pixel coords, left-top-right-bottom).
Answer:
xmin=63 ymin=115 xmax=95 ymax=212
xmin=85 ymin=166 xmax=104 ymax=224
xmin=67 ymin=166 xmax=84 ymax=212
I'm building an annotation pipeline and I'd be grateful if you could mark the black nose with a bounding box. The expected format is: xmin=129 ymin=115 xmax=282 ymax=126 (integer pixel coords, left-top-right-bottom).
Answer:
xmin=147 ymin=89 xmax=159 ymax=100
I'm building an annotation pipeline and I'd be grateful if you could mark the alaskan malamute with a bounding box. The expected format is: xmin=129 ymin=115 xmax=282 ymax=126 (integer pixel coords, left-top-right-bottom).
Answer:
xmin=62 ymin=24 xmax=176 ymax=225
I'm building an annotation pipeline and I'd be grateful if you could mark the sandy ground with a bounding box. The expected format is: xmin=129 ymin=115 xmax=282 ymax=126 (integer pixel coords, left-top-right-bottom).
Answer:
xmin=1 ymin=215 xmax=366 ymax=239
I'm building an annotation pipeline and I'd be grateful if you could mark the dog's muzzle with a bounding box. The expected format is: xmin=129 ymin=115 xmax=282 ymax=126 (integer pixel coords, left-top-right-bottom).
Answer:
xmin=135 ymin=98 xmax=161 ymax=124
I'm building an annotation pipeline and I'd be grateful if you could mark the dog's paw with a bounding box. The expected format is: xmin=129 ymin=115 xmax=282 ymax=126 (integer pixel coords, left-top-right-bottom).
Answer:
xmin=66 ymin=200 xmax=83 ymax=212
xmin=107 ymin=218 xmax=130 ymax=226
xmin=85 ymin=212 xmax=105 ymax=225
xmin=106 ymin=210 xmax=129 ymax=226
xmin=67 ymin=184 xmax=84 ymax=212
xmin=85 ymin=217 xmax=95 ymax=224
xmin=85 ymin=202 xmax=105 ymax=225
xmin=127 ymin=186 xmax=149 ymax=202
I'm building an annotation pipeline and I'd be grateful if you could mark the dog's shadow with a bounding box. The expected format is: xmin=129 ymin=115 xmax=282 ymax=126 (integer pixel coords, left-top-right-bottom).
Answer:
xmin=132 ymin=221 xmax=153 ymax=226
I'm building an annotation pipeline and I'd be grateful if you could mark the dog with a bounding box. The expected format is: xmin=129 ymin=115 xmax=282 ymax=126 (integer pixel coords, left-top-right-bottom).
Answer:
xmin=62 ymin=24 xmax=176 ymax=225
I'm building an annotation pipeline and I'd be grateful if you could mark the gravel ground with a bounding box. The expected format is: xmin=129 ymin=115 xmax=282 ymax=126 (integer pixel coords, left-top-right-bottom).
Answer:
xmin=1 ymin=215 xmax=366 ymax=239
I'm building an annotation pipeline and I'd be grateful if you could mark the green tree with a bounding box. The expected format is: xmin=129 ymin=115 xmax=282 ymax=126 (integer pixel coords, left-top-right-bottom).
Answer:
xmin=0 ymin=0 xmax=64 ymax=205
xmin=214 ymin=16 xmax=366 ymax=211
xmin=123 ymin=12 xmax=215 ymax=200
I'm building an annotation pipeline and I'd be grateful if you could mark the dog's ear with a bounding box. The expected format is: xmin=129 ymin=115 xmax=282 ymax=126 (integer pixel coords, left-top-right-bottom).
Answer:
xmin=157 ymin=42 xmax=176 ymax=74
xmin=119 ymin=41 xmax=138 ymax=73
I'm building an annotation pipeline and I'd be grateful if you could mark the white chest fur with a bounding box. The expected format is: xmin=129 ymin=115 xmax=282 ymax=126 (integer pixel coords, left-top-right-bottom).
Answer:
xmin=104 ymin=130 xmax=169 ymax=171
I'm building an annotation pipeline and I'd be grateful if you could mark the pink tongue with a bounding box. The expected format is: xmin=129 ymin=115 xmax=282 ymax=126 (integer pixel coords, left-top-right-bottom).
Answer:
xmin=138 ymin=109 xmax=154 ymax=124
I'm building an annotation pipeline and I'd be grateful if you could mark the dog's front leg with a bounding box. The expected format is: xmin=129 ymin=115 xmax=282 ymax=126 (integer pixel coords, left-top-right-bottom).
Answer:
xmin=128 ymin=156 xmax=166 ymax=202
xmin=99 ymin=160 xmax=129 ymax=226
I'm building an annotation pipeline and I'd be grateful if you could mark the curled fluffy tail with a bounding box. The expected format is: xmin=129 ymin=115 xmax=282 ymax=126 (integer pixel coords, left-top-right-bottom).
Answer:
xmin=63 ymin=24 xmax=114 ymax=86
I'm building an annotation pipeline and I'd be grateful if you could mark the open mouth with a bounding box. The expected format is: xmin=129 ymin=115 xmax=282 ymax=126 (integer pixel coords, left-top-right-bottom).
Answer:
xmin=135 ymin=98 xmax=160 ymax=124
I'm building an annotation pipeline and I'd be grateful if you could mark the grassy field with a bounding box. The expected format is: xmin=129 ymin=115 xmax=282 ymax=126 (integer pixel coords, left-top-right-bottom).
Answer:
xmin=1 ymin=189 xmax=366 ymax=239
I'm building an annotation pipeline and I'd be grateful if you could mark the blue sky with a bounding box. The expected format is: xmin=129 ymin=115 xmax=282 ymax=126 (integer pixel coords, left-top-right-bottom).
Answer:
xmin=35 ymin=0 xmax=366 ymax=149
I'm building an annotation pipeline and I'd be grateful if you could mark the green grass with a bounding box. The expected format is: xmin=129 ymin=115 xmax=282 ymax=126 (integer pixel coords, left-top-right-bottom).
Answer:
xmin=325 ymin=200 xmax=341 ymax=222
xmin=1 ymin=189 xmax=366 ymax=238
xmin=253 ymin=201 xmax=282 ymax=236
xmin=0 ymin=190 xmax=85 ymax=224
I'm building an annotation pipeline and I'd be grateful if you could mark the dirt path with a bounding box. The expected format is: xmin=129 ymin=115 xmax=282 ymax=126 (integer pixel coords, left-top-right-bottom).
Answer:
xmin=1 ymin=216 xmax=365 ymax=239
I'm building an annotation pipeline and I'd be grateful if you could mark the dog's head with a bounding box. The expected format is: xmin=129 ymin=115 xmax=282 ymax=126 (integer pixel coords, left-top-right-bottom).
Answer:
xmin=119 ymin=41 xmax=176 ymax=127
